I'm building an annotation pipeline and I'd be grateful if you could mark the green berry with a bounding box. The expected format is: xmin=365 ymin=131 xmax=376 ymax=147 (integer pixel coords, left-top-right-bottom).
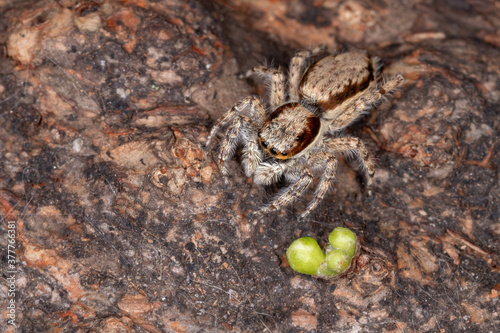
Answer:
xmin=325 ymin=249 xmax=351 ymax=274
xmin=328 ymin=227 xmax=357 ymax=257
xmin=286 ymin=237 xmax=325 ymax=275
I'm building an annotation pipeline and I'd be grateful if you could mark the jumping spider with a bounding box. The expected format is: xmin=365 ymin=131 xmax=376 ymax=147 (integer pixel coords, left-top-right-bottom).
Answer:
xmin=206 ymin=46 xmax=404 ymax=219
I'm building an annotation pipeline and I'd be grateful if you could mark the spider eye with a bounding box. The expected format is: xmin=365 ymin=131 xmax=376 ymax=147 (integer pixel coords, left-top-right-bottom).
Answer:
xmin=295 ymin=136 xmax=301 ymax=141
xmin=270 ymin=148 xmax=277 ymax=155
xmin=261 ymin=141 xmax=268 ymax=148
xmin=282 ymin=152 xmax=287 ymax=156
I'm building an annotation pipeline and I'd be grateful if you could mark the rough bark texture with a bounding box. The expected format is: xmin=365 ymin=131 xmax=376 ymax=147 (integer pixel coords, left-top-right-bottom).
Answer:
xmin=0 ymin=0 xmax=499 ymax=332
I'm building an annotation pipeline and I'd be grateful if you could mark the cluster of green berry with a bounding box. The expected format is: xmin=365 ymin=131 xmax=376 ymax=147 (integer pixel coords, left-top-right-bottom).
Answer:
xmin=286 ymin=227 xmax=358 ymax=279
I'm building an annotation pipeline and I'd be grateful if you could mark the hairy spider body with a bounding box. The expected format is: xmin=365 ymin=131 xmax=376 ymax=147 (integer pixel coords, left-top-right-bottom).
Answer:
xmin=207 ymin=47 xmax=404 ymax=219
xmin=259 ymin=103 xmax=321 ymax=160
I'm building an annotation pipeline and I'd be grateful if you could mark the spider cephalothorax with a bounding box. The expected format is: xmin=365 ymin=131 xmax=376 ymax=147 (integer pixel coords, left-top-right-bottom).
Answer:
xmin=258 ymin=103 xmax=321 ymax=160
xmin=206 ymin=46 xmax=404 ymax=219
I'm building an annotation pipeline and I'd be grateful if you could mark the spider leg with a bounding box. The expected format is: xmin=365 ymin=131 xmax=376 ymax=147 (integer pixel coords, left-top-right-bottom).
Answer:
xmin=288 ymin=45 xmax=328 ymax=101
xmin=239 ymin=116 xmax=263 ymax=177
xmin=254 ymin=165 xmax=313 ymax=216
xmin=253 ymin=162 xmax=286 ymax=186
xmin=325 ymin=137 xmax=375 ymax=194
xmin=217 ymin=116 xmax=242 ymax=185
xmin=327 ymin=73 xmax=404 ymax=131
xmin=217 ymin=114 xmax=263 ymax=183
xmin=206 ymin=96 xmax=266 ymax=148
xmin=299 ymin=153 xmax=338 ymax=220
xmin=250 ymin=66 xmax=286 ymax=109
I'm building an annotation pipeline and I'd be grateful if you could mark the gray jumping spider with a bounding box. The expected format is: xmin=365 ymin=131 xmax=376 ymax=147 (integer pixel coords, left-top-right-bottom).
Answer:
xmin=206 ymin=46 xmax=404 ymax=219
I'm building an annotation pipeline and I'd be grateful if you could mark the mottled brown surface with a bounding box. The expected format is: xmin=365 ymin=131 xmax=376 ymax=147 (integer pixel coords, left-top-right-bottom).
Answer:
xmin=0 ymin=0 xmax=499 ymax=332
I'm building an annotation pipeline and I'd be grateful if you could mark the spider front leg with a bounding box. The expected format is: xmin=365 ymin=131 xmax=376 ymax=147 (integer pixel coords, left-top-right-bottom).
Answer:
xmin=253 ymin=162 xmax=287 ymax=186
xmin=217 ymin=115 xmax=263 ymax=185
xmin=325 ymin=137 xmax=375 ymax=194
xmin=208 ymin=96 xmax=266 ymax=185
xmin=299 ymin=153 xmax=338 ymax=220
xmin=239 ymin=116 xmax=263 ymax=177
xmin=253 ymin=163 xmax=313 ymax=217
xmin=206 ymin=96 xmax=266 ymax=148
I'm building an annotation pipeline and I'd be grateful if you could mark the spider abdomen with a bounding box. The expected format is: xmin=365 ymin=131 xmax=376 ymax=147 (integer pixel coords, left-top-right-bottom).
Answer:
xmin=298 ymin=52 xmax=375 ymax=114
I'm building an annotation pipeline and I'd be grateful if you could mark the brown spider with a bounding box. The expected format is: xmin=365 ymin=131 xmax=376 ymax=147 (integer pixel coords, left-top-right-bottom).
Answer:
xmin=206 ymin=46 xmax=404 ymax=219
